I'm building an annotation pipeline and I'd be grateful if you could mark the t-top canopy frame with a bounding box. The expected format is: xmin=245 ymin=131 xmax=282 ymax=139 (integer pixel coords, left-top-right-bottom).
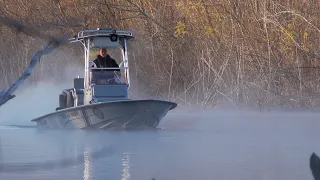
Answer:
xmin=69 ymin=28 xmax=134 ymax=89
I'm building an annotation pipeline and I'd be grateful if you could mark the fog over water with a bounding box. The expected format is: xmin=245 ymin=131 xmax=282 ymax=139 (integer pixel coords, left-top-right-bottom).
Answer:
xmin=1 ymin=107 xmax=320 ymax=179
xmin=0 ymin=81 xmax=320 ymax=179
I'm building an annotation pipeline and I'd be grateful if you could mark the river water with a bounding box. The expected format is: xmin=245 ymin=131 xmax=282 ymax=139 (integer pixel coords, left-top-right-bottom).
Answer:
xmin=0 ymin=110 xmax=319 ymax=180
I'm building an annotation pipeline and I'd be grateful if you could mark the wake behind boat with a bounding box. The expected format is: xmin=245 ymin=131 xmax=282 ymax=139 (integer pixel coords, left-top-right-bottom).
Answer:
xmin=31 ymin=28 xmax=177 ymax=130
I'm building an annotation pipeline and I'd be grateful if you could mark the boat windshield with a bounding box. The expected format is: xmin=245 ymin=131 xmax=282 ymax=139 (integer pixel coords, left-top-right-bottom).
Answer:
xmin=90 ymin=70 xmax=126 ymax=85
xmin=87 ymin=45 xmax=129 ymax=86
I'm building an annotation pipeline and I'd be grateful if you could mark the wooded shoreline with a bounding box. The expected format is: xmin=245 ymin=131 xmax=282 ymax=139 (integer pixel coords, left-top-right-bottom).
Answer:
xmin=1 ymin=0 xmax=320 ymax=110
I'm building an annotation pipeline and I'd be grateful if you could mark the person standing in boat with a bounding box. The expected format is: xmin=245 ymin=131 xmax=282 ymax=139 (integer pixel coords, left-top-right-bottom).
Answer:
xmin=91 ymin=47 xmax=120 ymax=72
xmin=90 ymin=47 xmax=121 ymax=84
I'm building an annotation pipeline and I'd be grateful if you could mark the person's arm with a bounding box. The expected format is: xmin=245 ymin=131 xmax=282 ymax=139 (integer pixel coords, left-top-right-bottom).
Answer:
xmin=112 ymin=59 xmax=120 ymax=71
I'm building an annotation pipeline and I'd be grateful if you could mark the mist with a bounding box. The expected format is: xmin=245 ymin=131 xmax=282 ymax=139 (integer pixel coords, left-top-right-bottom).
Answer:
xmin=159 ymin=107 xmax=320 ymax=132
xmin=2 ymin=80 xmax=320 ymax=179
xmin=0 ymin=64 xmax=83 ymax=126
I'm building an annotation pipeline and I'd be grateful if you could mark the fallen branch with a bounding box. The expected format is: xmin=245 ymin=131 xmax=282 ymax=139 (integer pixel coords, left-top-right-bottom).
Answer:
xmin=310 ymin=152 xmax=320 ymax=180
xmin=0 ymin=35 xmax=69 ymax=107
xmin=0 ymin=16 xmax=70 ymax=107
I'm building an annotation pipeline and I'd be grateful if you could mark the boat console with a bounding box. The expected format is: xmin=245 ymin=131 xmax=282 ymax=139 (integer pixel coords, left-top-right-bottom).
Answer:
xmin=56 ymin=28 xmax=134 ymax=111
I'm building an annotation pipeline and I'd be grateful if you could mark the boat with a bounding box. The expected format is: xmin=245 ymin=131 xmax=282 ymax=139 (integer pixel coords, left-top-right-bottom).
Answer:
xmin=31 ymin=28 xmax=177 ymax=130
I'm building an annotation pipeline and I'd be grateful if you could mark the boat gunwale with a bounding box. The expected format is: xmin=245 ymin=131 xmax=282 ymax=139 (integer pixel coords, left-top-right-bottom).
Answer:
xmin=31 ymin=99 xmax=177 ymax=122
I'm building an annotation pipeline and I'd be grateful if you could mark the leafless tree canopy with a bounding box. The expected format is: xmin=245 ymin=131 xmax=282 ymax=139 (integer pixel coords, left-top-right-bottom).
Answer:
xmin=1 ymin=0 xmax=320 ymax=110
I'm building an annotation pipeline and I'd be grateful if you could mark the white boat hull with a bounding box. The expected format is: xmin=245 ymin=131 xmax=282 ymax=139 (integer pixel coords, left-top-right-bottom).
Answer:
xmin=31 ymin=99 xmax=176 ymax=130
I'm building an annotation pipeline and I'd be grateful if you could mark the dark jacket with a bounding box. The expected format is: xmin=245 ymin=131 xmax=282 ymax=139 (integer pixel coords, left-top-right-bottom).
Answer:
xmin=93 ymin=55 xmax=120 ymax=71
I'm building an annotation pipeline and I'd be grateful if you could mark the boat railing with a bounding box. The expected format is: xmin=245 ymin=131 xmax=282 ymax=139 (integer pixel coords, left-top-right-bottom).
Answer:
xmin=70 ymin=29 xmax=134 ymax=43
xmin=78 ymin=29 xmax=133 ymax=38
xmin=89 ymin=67 xmax=128 ymax=70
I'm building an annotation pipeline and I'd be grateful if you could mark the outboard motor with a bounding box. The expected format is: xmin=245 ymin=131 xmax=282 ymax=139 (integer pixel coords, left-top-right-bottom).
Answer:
xmin=56 ymin=89 xmax=74 ymax=111
xmin=55 ymin=77 xmax=86 ymax=111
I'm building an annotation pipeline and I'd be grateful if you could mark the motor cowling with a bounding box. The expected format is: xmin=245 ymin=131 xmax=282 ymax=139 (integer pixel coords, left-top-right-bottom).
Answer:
xmin=56 ymin=89 xmax=74 ymax=111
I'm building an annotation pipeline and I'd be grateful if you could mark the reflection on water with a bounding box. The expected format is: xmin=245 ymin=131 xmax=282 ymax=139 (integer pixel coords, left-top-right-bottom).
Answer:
xmin=1 ymin=111 xmax=320 ymax=179
xmin=122 ymin=153 xmax=131 ymax=180
xmin=83 ymin=148 xmax=91 ymax=180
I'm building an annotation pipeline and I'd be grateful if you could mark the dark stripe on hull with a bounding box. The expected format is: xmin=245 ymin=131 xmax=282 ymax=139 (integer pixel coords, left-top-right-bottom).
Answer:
xmin=81 ymin=109 xmax=91 ymax=127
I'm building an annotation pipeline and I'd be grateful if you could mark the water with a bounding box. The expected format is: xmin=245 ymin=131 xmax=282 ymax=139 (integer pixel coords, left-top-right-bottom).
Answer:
xmin=0 ymin=110 xmax=320 ymax=180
